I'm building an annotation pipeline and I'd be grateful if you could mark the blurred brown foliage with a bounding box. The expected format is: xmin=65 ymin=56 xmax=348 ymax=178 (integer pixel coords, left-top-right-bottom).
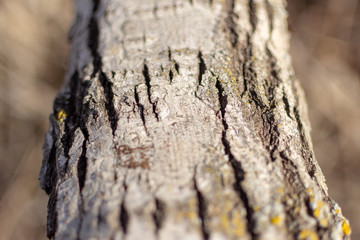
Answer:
xmin=0 ymin=0 xmax=358 ymax=239
xmin=0 ymin=0 xmax=74 ymax=239
xmin=288 ymin=0 xmax=360 ymax=238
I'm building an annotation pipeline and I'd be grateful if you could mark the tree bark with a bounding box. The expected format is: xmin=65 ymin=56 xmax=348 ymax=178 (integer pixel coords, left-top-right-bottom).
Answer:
xmin=39 ymin=0 xmax=351 ymax=239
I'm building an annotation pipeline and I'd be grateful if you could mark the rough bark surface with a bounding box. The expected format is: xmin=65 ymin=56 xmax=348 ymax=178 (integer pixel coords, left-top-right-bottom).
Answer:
xmin=40 ymin=0 xmax=351 ymax=239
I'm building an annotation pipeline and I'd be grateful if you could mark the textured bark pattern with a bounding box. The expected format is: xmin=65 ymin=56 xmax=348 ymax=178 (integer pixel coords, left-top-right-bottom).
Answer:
xmin=39 ymin=0 xmax=351 ymax=239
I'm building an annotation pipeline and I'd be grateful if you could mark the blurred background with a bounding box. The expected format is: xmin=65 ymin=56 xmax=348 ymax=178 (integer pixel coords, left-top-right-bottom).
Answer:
xmin=0 ymin=0 xmax=358 ymax=239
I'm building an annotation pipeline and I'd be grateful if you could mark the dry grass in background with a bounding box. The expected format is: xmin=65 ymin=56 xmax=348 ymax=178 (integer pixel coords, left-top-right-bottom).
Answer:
xmin=0 ymin=0 xmax=358 ymax=239
xmin=0 ymin=0 xmax=74 ymax=239
xmin=288 ymin=0 xmax=360 ymax=238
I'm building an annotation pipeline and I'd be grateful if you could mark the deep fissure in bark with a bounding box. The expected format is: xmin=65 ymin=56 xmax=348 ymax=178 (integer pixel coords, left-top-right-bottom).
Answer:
xmin=143 ymin=63 xmax=159 ymax=121
xmin=174 ymin=61 xmax=180 ymax=74
xmin=43 ymin=129 xmax=58 ymax=195
xmin=168 ymin=47 xmax=172 ymax=61
xmin=47 ymin=189 xmax=58 ymax=239
xmin=279 ymin=150 xmax=313 ymax=237
xmin=242 ymin=40 xmax=282 ymax=163
xmin=293 ymin=106 xmax=317 ymax=178
xmin=215 ymin=78 xmax=257 ymax=239
xmin=226 ymin=0 xmax=239 ymax=48
xmin=77 ymin=128 xmax=88 ymax=192
xmin=119 ymin=201 xmax=129 ymax=234
xmin=59 ymin=71 xmax=79 ymax=174
xmin=134 ymin=85 xmax=146 ymax=127
xmin=169 ymin=70 xmax=174 ymax=83
xmin=45 ymin=128 xmax=58 ymax=239
xmin=241 ymin=35 xmax=253 ymax=97
xmin=119 ymin=178 xmax=129 ymax=234
xmin=88 ymin=0 xmax=118 ymax=136
xmin=75 ymin=89 xmax=92 ymax=240
xmin=152 ymin=198 xmax=166 ymax=235
xmin=88 ymin=16 xmax=101 ymax=77
xmin=73 ymin=76 xmax=91 ymax=194
xmin=262 ymin=47 xmax=282 ymax=162
xmin=99 ymin=71 xmax=118 ymax=136
xmin=193 ymin=172 xmax=210 ymax=240
xmin=282 ymin=88 xmax=293 ymax=119
xmin=304 ymin=195 xmax=326 ymax=238
xmin=248 ymin=0 xmax=257 ymax=32
xmin=197 ymin=51 xmax=207 ymax=86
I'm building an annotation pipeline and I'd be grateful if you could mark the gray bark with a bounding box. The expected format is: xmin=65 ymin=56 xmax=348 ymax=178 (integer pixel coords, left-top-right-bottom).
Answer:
xmin=39 ymin=0 xmax=351 ymax=239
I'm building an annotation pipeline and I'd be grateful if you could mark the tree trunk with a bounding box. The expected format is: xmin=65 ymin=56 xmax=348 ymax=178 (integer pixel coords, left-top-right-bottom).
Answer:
xmin=39 ymin=0 xmax=351 ymax=239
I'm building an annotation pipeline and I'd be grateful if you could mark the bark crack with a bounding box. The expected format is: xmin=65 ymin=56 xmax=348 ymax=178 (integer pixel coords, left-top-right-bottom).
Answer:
xmin=243 ymin=44 xmax=282 ymax=162
xmin=248 ymin=0 xmax=257 ymax=32
xmin=152 ymin=198 xmax=166 ymax=236
xmin=99 ymin=72 xmax=119 ymax=136
xmin=120 ymin=201 xmax=129 ymax=234
xmin=143 ymin=63 xmax=159 ymax=121
xmin=88 ymin=0 xmax=119 ymax=136
xmin=293 ymin=106 xmax=316 ymax=178
xmin=169 ymin=69 xmax=174 ymax=83
xmin=193 ymin=170 xmax=210 ymax=240
xmin=168 ymin=47 xmax=172 ymax=61
xmin=279 ymin=150 xmax=315 ymax=238
xmin=282 ymin=88 xmax=293 ymax=119
xmin=119 ymin=180 xmax=129 ymax=234
xmin=47 ymin=188 xmax=58 ymax=239
xmin=76 ymin=123 xmax=89 ymax=240
xmin=134 ymin=85 xmax=147 ymax=128
xmin=77 ymin=128 xmax=88 ymax=192
xmin=44 ymin=128 xmax=58 ymax=239
xmin=59 ymin=71 xmax=79 ymax=175
xmin=215 ymin=78 xmax=257 ymax=239
xmin=198 ymin=51 xmax=207 ymax=86
xmin=241 ymin=35 xmax=253 ymax=97
xmin=174 ymin=61 xmax=180 ymax=74
xmin=74 ymin=79 xmax=93 ymax=240
xmin=43 ymin=128 xmax=58 ymax=195
xmin=226 ymin=0 xmax=239 ymax=48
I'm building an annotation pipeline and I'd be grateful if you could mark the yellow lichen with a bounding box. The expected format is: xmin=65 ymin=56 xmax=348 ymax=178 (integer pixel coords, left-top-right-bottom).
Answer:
xmin=221 ymin=214 xmax=230 ymax=230
xmin=342 ymin=219 xmax=352 ymax=236
xmin=253 ymin=205 xmax=261 ymax=212
xmin=57 ymin=109 xmax=67 ymax=123
xmin=299 ymin=229 xmax=319 ymax=240
xmin=320 ymin=219 xmax=328 ymax=228
xmin=188 ymin=211 xmax=198 ymax=221
xmin=314 ymin=209 xmax=320 ymax=218
xmin=314 ymin=201 xmax=324 ymax=218
xmin=217 ymin=200 xmax=246 ymax=237
xmin=175 ymin=198 xmax=199 ymax=223
xmin=271 ymin=215 xmax=284 ymax=226
xmin=232 ymin=211 xmax=246 ymax=236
